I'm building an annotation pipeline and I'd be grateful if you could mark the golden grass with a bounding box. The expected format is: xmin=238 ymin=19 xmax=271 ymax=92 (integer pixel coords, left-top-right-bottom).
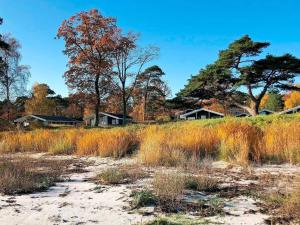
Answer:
xmin=76 ymin=128 xmax=138 ymax=158
xmin=264 ymin=121 xmax=300 ymax=163
xmin=138 ymin=124 xmax=219 ymax=166
xmin=0 ymin=116 xmax=299 ymax=165
xmin=218 ymin=120 xmax=263 ymax=164
xmin=0 ymin=127 xmax=139 ymax=158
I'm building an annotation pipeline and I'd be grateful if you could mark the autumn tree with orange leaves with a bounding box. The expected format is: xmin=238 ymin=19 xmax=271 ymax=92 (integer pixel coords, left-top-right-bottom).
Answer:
xmin=57 ymin=9 xmax=118 ymax=126
xmin=284 ymin=86 xmax=300 ymax=109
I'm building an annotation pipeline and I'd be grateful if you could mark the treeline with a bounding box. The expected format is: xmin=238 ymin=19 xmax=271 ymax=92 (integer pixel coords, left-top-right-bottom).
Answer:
xmin=1 ymin=11 xmax=300 ymax=126
xmin=0 ymin=12 xmax=171 ymax=124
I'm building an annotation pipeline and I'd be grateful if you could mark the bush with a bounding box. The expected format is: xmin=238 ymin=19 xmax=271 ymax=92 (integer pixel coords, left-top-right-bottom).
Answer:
xmin=152 ymin=172 xmax=185 ymax=210
xmin=96 ymin=166 xmax=145 ymax=185
xmin=185 ymin=175 xmax=219 ymax=192
xmin=131 ymin=190 xmax=157 ymax=208
xmin=0 ymin=157 xmax=62 ymax=194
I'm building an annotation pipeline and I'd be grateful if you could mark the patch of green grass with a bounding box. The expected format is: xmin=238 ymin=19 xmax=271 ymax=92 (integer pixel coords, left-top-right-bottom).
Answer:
xmin=96 ymin=166 xmax=146 ymax=185
xmin=131 ymin=190 xmax=157 ymax=208
xmin=143 ymin=215 xmax=214 ymax=225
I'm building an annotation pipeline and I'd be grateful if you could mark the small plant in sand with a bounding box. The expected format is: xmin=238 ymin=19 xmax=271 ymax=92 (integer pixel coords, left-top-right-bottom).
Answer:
xmin=185 ymin=175 xmax=219 ymax=192
xmin=131 ymin=190 xmax=157 ymax=208
xmin=96 ymin=165 xmax=146 ymax=185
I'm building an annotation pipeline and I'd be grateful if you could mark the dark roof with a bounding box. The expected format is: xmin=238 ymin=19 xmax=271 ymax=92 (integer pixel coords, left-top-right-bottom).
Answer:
xmin=279 ymin=105 xmax=300 ymax=114
xmin=100 ymin=112 xmax=132 ymax=119
xmin=33 ymin=115 xmax=80 ymax=122
xmin=179 ymin=108 xmax=224 ymax=118
xmin=14 ymin=115 xmax=80 ymax=123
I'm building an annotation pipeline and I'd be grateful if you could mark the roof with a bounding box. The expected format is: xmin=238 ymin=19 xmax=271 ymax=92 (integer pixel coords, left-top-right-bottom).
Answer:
xmin=259 ymin=109 xmax=274 ymax=114
xmin=14 ymin=115 xmax=80 ymax=123
xmin=84 ymin=112 xmax=132 ymax=120
xmin=278 ymin=105 xmax=300 ymax=114
xmin=179 ymin=108 xmax=224 ymax=118
xmin=99 ymin=112 xmax=132 ymax=120
xmin=236 ymin=112 xmax=251 ymax=117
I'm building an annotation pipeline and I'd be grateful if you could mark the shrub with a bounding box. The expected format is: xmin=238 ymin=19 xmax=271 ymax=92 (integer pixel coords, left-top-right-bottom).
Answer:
xmin=0 ymin=157 xmax=62 ymax=194
xmin=131 ymin=190 xmax=157 ymax=208
xmin=185 ymin=175 xmax=219 ymax=192
xmin=152 ymin=172 xmax=185 ymax=209
xmin=282 ymin=185 xmax=300 ymax=222
xmin=96 ymin=166 xmax=145 ymax=185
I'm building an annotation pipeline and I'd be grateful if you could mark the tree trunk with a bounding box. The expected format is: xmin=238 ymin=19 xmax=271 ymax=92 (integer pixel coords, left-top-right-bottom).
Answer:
xmin=5 ymin=72 xmax=10 ymax=121
xmin=121 ymin=82 xmax=128 ymax=125
xmin=94 ymin=75 xmax=100 ymax=126
xmin=143 ymin=93 xmax=148 ymax=122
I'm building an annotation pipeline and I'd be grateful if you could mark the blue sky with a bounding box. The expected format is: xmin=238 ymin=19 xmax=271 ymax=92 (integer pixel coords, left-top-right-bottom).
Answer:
xmin=1 ymin=0 xmax=300 ymax=97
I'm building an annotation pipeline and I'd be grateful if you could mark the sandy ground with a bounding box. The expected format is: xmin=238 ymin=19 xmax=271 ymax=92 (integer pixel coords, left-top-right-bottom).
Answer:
xmin=0 ymin=154 xmax=299 ymax=225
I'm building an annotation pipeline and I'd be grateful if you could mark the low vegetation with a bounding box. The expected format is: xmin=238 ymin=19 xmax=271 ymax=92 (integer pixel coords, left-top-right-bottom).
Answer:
xmin=185 ymin=175 xmax=218 ymax=192
xmin=96 ymin=165 xmax=146 ymax=185
xmin=131 ymin=190 xmax=157 ymax=208
xmin=0 ymin=115 xmax=299 ymax=165
xmin=143 ymin=216 xmax=211 ymax=225
xmin=0 ymin=157 xmax=69 ymax=194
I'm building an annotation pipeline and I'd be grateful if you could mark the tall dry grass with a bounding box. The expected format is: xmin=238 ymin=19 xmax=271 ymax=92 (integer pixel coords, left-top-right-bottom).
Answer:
xmin=76 ymin=128 xmax=138 ymax=158
xmin=263 ymin=121 xmax=300 ymax=163
xmin=0 ymin=127 xmax=139 ymax=158
xmin=217 ymin=120 xmax=263 ymax=164
xmin=138 ymin=119 xmax=300 ymax=166
xmin=0 ymin=116 xmax=299 ymax=165
xmin=138 ymin=124 xmax=219 ymax=166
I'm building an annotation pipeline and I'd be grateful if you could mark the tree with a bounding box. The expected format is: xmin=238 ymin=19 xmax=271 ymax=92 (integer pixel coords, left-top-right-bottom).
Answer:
xmin=135 ymin=65 xmax=170 ymax=121
xmin=284 ymin=87 xmax=300 ymax=109
xmin=260 ymin=90 xmax=283 ymax=112
xmin=179 ymin=35 xmax=300 ymax=115
xmin=0 ymin=18 xmax=9 ymax=51
xmin=57 ymin=9 xmax=118 ymax=126
xmin=0 ymin=18 xmax=10 ymax=92
xmin=112 ymin=33 xmax=158 ymax=123
xmin=0 ymin=34 xmax=30 ymax=120
xmin=25 ymin=83 xmax=56 ymax=115
xmin=63 ymin=92 xmax=87 ymax=119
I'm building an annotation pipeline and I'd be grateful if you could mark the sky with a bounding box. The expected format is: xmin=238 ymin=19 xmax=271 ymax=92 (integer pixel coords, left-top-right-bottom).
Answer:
xmin=1 ymin=0 xmax=300 ymax=97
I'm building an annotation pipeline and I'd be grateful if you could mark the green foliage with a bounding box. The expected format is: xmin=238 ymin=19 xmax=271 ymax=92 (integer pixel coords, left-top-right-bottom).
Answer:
xmin=131 ymin=190 xmax=157 ymax=208
xmin=264 ymin=91 xmax=284 ymax=112
xmin=178 ymin=35 xmax=300 ymax=115
xmin=144 ymin=216 xmax=212 ymax=225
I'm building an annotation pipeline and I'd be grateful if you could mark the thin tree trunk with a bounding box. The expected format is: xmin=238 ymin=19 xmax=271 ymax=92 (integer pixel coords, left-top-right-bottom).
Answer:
xmin=94 ymin=75 xmax=100 ymax=126
xmin=5 ymin=72 xmax=10 ymax=121
xmin=122 ymin=85 xmax=127 ymax=125
xmin=143 ymin=94 xmax=148 ymax=122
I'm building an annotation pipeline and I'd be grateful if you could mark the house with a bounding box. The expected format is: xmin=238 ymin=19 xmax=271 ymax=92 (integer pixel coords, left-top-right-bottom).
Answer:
xmin=179 ymin=108 xmax=224 ymax=120
xmin=85 ymin=112 xmax=133 ymax=126
xmin=14 ymin=115 xmax=82 ymax=127
xmin=259 ymin=109 xmax=274 ymax=115
xmin=236 ymin=112 xmax=251 ymax=117
xmin=278 ymin=105 xmax=300 ymax=115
